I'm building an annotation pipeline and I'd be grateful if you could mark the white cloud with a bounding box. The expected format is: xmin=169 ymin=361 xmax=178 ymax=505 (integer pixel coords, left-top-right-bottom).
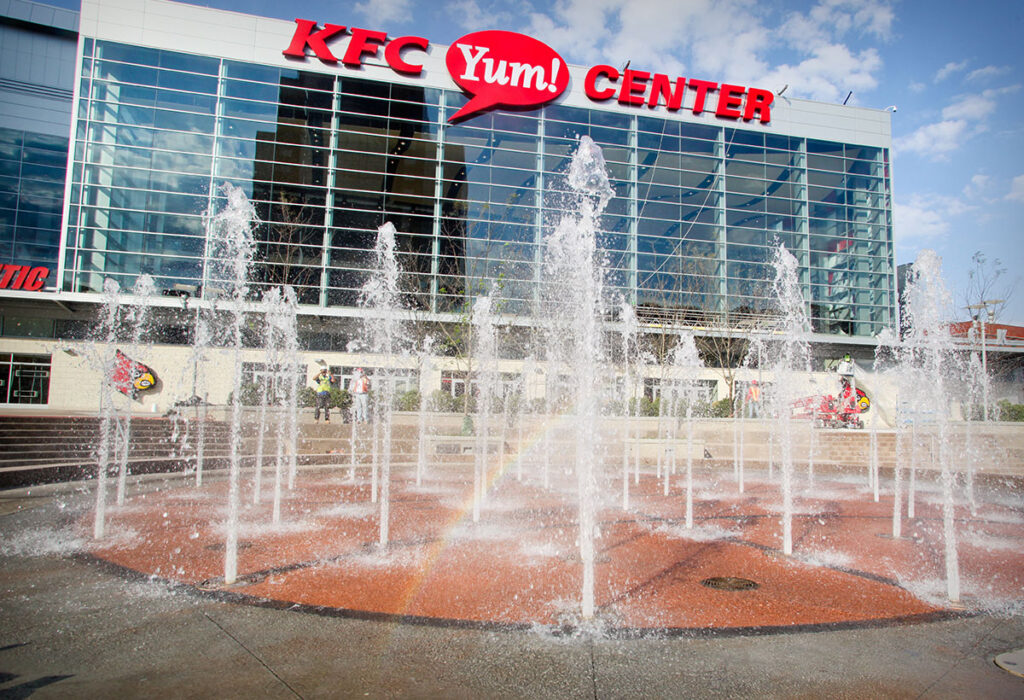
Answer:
xmin=934 ymin=60 xmax=968 ymax=83
xmin=1007 ymin=175 xmax=1024 ymax=203
xmin=893 ymin=197 xmax=949 ymax=243
xmin=446 ymin=0 xmax=898 ymax=106
xmin=963 ymin=173 xmax=992 ymax=199
xmin=909 ymin=81 xmax=926 ymax=93
xmin=447 ymin=0 xmax=486 ymax=29
xmin=895 ymin=119 xmax=968 ymax=160
xmin=901 ymin=84 xmax=1019 ymax=159
xmin=758 ymin=45 xmax=881 ymax=102
xmin=807 ymin=0 xmax=895 ymax=40
xmin=518 ymin=0 xmax=893 ymax=104
xmin=893 ymin=193 xmax=973 ymax=244
xmin=942 ymin=96 xmax=997 ymax=121
xmin=352 ymin=0 xmax=413 ymax=26
xmin=967 ymin=65 xmax=1010 ymax=82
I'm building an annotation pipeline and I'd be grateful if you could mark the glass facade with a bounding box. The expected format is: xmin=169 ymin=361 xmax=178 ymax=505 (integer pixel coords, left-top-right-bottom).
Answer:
xmin=64 ymin=40 xmax=895 ymax=337
xmin=0 ymin=127 xmax=67 ymax=278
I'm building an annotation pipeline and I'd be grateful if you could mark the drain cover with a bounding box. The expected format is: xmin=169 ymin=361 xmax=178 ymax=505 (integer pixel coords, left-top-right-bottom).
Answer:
xmin=701 ymin=576 xmax=759 ymax=591
xmin=995 ymin=649 xmax=1024 ymax=678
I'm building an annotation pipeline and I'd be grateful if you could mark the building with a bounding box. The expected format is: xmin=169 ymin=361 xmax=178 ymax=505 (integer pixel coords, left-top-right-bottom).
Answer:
xmin=0 ymin=0 xmax=77 ymax=405
xmin=0 ymin=0 xmax=897 ymax=413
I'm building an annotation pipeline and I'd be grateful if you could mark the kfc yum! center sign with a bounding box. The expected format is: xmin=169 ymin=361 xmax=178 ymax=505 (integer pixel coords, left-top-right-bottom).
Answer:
xmin=283 ymin=20 xmax=774 ymax=124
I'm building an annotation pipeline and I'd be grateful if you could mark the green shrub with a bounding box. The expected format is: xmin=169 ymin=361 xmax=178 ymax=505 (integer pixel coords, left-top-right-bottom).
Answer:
xmin=240 ymin=382 xmax=262 ymax=406
xmin=330 ymin=387 xmax=351 ymax=410
xmin=996 ymin=399 xmax=1024 ymax=421
xmin=710 ymin=397 xmax=733 ymax=418
xmin=625 ymin=396 xmax=660 ymax=417
xmin=502 ymin=392 xmax=524 ymax=415
xmin=394 ymin=390 xmax=420 ymax=411
xmin=603 ymin=398 xmax=624 ymax=416
xmin=641 ymin=396 xmax=660 ymax=417
xmin=227 ymin=382 xmax=262 ymax=406
xmin=428 ymin=389 xmax=460 ymax=412
xmin=299 ymin=386 xmax=350 ymax=409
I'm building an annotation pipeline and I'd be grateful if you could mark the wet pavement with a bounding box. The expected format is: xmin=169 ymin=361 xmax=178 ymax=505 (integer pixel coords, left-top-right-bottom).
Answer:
xmin=1 ymin=476 xmax=1023 ymax=698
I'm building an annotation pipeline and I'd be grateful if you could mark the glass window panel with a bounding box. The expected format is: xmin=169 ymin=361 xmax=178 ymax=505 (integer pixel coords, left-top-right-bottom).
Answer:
xmin=808 ymin=170 xmax=844 ymax=189
xmin=725 ymin=142 xmax=765 ymax=161
xmin=809 ymin=218 xmax=844 ymax=236
xmin=807 ymin=139 xmax=844 ymax=157
xmin=764 ymin=134 xmax=793 ymax=150
xmin=680 ymin=123 xmax=719 ymax=141
xmin=640 ymin=201 xmax=679 ymax=221
xmin=807 ymin=154 xmax=843 ymax=172
xmin=810 ymin=202 xmax=845 ymax=220
xmin=726 ymin=192 xmax=765 ymax=211
xmin=726 ymin=175 xmax=766 ymax=196
xmin=94 ymin=57 xmax=159 ymax=85
xmin=725 ymin=160 xmax=763 ymax=178
xmin=845 ymin=145 xmax=880 ymax=161
xmin=337 ymin=109 xmax=389 ymax=135
xmin=765 ymin=198 xmax=797 ymax=217
xmin=224 ymin=61 xmax=280 ymax=83
xmin=154 ymin=130 xmax=213 ymax=154
xmin=726 ymin=210 xmax=765 ymax=228
xmin=155 ymin=70 xmax=218 ymax=96
xmin=150 ymin=109 xmax=215 ymax=134
xmin=764 ymin=149 xmax=798 ymax=167
xmin=681 ymin=205 xmax=719 ymax=224
xmin=22 ymin=146 xmax=68 ymax=170
xmin=486 ymin=149 xmax=535 ymax=170
xmin=765 ymin=180 xmax=795 ymax=199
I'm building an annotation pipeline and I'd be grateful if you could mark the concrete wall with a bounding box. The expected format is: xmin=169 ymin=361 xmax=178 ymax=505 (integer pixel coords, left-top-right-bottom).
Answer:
xmin=4 ymin=334 xmax=857 ymax=416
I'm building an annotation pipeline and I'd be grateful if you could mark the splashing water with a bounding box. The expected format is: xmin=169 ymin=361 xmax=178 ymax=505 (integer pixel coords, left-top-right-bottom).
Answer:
xmin=361 ymin=221 xmax=405 ymax=546
xmin=768 ymin=244 xmax=811 ymax=556
xmin=900 ymin=250 xmax=960 ymax=602
xmin=204 ymin=183 xmax=257 ymax=585
xmin=542 ymin=135 xmax=614 ymax=619
xmin=472 ymin=294 xmax=497 ymax=522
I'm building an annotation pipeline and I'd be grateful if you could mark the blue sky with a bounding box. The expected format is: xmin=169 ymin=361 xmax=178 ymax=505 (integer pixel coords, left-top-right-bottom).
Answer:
xmin=51 ymin=0 xmax=1024 ymax=324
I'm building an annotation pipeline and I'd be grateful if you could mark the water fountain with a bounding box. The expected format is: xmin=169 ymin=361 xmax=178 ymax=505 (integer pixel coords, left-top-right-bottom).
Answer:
xmin=203 ymin=183 xmax=257 ymax=585
xmin=540 ymin=135 xmax=614 ymax=620
xmin=897 ymin=250 xmax=961 ymax=602
xmin=115 ymin=275 xmax=156 ymax=506
xmin=668 ymin=333 xmax=703 ymax=529
xmin=361 ymin=221 xmax=405 ymax=546
xmin=767 ymin=243 xmax=812 ymax=556
xmin=471 ymin=294 xmax=497 ymax=522
xmin=91 ymin=278 xmax=121 ymax=540
xmin=619 ymin=300 xmax=638 ymax=510
xmin=62 ymin=139 xmax=1021 ymax=636
xmin=258 ymin=285 xmax=300 ymax=522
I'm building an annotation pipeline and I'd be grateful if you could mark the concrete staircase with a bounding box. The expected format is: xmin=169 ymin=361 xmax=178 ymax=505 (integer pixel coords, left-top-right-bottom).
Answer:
xmin=2 ymin=412 xmax=1020 ymax=489
xmin=0 ymin=415 xmax=233 ymax=489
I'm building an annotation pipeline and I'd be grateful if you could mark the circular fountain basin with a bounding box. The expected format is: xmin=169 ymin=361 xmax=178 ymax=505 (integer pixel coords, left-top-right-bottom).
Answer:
xmin=84 ymin=464 xmax=1024 ymax=636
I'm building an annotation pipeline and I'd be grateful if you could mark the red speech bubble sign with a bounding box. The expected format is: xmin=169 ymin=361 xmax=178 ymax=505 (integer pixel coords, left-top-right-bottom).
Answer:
xmin=445 ymin=31 xmax=569 ymax=122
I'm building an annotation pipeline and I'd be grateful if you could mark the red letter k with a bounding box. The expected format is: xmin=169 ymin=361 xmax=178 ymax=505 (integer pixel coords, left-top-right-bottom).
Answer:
xmin=283 ymin=19 xmax=347 ymax=63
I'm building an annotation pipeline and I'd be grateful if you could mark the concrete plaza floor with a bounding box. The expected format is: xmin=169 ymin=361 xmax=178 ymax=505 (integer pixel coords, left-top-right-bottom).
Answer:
xmin=2 ymin=479 xmax=1023 ymax=698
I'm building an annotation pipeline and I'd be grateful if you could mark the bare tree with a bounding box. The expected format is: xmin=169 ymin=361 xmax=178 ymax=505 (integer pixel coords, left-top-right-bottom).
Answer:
xmin=961 ymin=250 xmax=1017 ymax=322
xmin=694 ymin=332 xmax=750 ymax=407
xmin=255 ymin=194 xmax=324 ymax=304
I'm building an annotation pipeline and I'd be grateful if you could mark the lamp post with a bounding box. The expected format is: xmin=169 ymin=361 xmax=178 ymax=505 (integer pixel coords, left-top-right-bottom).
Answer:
xmin=966 ymin=299 xmax=1004 ymax=421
